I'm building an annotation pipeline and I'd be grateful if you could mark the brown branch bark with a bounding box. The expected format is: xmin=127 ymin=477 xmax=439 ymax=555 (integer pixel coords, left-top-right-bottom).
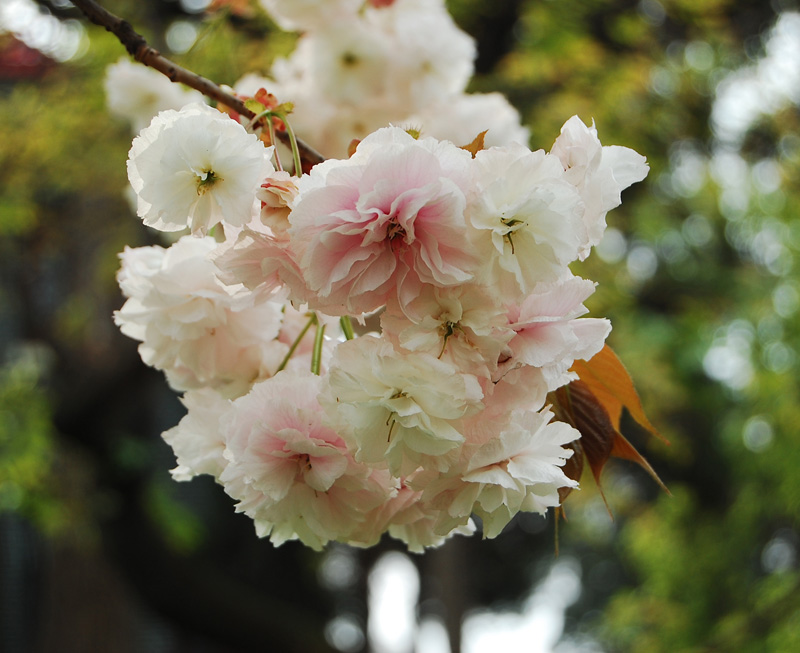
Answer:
xmin=71 ymin=0 xmax=325 ymax=169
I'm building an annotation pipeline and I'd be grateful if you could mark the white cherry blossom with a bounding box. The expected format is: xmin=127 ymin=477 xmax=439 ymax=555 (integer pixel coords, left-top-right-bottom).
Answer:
xmin=112 ymin=0 xmax=652 ymax=551
xmin=115 ymin=236 xmax=288 ymax=398
xmin=321 ymin=336 xmax=484 ymax=477
xmin=468 ymin=143 xmax=585 ymax=300
xmin=409 ymin=92 xmax=530 ymax=148
xmin=426 ymin=408 xmax=579 ymax=539
xmin=105 ymin=58 xmax=204 ymax=133
xmin=551 ymin=115 xmax=649 ymax=258
xmin=127 ymin=104 xmax=273 ymax=234
xmin=258 ymin=0 xmax=364 ymax=32
xmin=161 ymin=389 xmax=230 ymax=482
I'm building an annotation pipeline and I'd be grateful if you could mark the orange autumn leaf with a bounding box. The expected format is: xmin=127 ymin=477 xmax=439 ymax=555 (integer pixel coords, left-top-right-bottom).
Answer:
xmin=460 ymin=130 xmax=488 ymax=158
xmin=571 ymin=345 xmax=668 ymax=444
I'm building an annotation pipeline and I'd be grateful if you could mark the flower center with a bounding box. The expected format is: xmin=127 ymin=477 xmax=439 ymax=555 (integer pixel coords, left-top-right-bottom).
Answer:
xmin=341 ymin=51 xmax=360 ymax=68
xmin=296 ymin=453 xmax=312 ymax=474
xmin=386 ymin=390 xmax=408 ymax=441
xmin=196 ymin=169 xmax=222 ymax=195
xmin=438 ymin=321 xmax=458 ymax=358
xmin=387 ymin=220 xmax=407 ymax=242
xmin=500 ymin=216 xmax=526 ymax=255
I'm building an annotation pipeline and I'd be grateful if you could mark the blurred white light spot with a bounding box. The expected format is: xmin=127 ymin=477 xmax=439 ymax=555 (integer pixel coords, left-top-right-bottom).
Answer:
xmin=326 ymin=615 xmax=365 ymax=653
xmin=752 ymin=159 xmax=783 ymax=194
xmin=751 ymin=223 xmax=791 ymax=276
xmin=166 ymin=20 xmax=198 ymax=54
xmin=779 ymin=134 xmax=800 ymax=162
xmin=685 ymin=40 xmax=714 ymax=71
xmin=772 ymin=283 xmax=799 ymax=317
xmin=463 ymin=558 xmax=582 ymax=653
xmin=670 ymin=147 xmax=707 ymax=197
xmin=626 ymin=245 xmax=658 ymax=282
xmin=762 ymin=533 xmax=797 ymax=573
xmin=703 ymin=322 xmax=754 ymax=390
xmin=703 ymin=345 xmax=752 ymax=389
xmin=0 ymin=0 xmax=38 ymax=33
xmin=596 ymin=227 xmax=627 ymax=264
xmin=742 ymin=416 xmax=773 ymax=452
xmin=763 ymin=341 xmax=796 ymax=373
xmin=657 ymin=229 xmax=689 ymax=263
xmin=649 ymin=66 xmax=678 ymax=97
xmin=710 ymin=150 xmax=750 ymax=189
xmin=368 ymin=552 xmax=419 ymax=653
xmin=180 ymin=0 xmax=212 ymax=13
xmin=682 ymin=214 xmax=714 ymax=248
xmin=711 ymin=12 xmax=800 ymax=147
xmin=319 ymin=545 xmax=358 ymax=590
xmin=0 ymin=0 xmax=85 ymax=61
xmin=718 ymin=187 xmax=750 ymax=220
xmin=638 ymin=0 xmax=666 ymax=26
xmin=416 ymin=617 xmax=450 ymax=653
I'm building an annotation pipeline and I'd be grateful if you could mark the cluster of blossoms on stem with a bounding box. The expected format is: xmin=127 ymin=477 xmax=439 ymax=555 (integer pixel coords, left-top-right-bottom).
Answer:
xmin=243 ymin=0 xmax=529 ymax=156
xmin=116 ymin=105 xmax=648 ymax=550
xmin=105 ymin=0 xmax=529 ymax=157
xmin=109 ymin=0 xmax=649 ymax=552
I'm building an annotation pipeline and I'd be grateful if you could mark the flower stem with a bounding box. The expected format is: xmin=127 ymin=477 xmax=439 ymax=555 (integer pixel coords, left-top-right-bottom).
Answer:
xmin=276 ymin=313 xmax=316 ymax=373
xmin=311 ymin=318 xmax=326 ymax=376
xmin=267 ymin=117 xmax=283 ymax=172
xmin=282 ymin=117 xmax=304 ymax=177
xmin=339 ymin=316 xmax=355 ymax=341
xmin=70 ymin=0 xmax=325 ymax=169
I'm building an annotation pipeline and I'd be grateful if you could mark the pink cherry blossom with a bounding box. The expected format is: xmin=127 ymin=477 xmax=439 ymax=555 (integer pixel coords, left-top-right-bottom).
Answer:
xmin=288 ymin=127 xmax=478 ymax=315
xmin=219 ymin=370 xmax=393 ymax=549
xmin=500 ymin=275 xmax=611 ymax=394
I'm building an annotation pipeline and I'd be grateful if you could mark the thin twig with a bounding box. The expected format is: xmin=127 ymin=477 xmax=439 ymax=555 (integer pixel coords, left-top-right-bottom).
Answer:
xmin=70 ymin=0 xmax=325 ymax=168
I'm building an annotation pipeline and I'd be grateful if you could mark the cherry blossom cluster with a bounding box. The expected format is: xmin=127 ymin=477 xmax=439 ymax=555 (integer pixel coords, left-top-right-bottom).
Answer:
xmin=115 ymin=98 xmax=648 ymax=550
xmin=105 ymin=0 xmax=528 ymax=156
xmin=243 ymin=0 xmax=531 ymax=157
xmin=109 ymin=0 xmax=648 ymax=551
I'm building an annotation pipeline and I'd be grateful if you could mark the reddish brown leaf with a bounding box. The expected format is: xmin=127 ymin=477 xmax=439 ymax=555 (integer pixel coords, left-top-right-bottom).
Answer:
xmin=460 ymin=130 xmax=488 ymax=158
xmin=558 ymin=439 xmax=584 ymax=504
xmin=555 ymin=381 xmax=616 ymax=513
xmin=552 ymin=378 xmax=669 ymax=515
xmin=571 ymin=345 xmax=668 ymax=444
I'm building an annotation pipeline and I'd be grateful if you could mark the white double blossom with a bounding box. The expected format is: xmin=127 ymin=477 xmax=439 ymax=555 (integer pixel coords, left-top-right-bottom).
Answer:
xmin=115 ymin=236 xmax=288 ymax=399
xmin=127 ymin=104 xmax=274 ymax=234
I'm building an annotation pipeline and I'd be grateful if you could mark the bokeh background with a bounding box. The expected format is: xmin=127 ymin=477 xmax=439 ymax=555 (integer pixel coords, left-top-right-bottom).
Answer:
xmin=1 ymin=0 xmax=799 ymax=651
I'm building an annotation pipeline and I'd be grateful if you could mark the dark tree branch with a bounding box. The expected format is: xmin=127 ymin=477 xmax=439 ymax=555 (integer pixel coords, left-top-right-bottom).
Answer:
xmin=70 ymin=0 xmax=325 ymax=169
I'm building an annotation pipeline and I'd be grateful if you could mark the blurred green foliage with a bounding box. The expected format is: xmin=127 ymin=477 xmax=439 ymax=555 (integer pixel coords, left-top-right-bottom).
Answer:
xmin=0 ymin=349 xmax=57 ymax=526
xmin=463 ymin=0 xmax=800 ymax=650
